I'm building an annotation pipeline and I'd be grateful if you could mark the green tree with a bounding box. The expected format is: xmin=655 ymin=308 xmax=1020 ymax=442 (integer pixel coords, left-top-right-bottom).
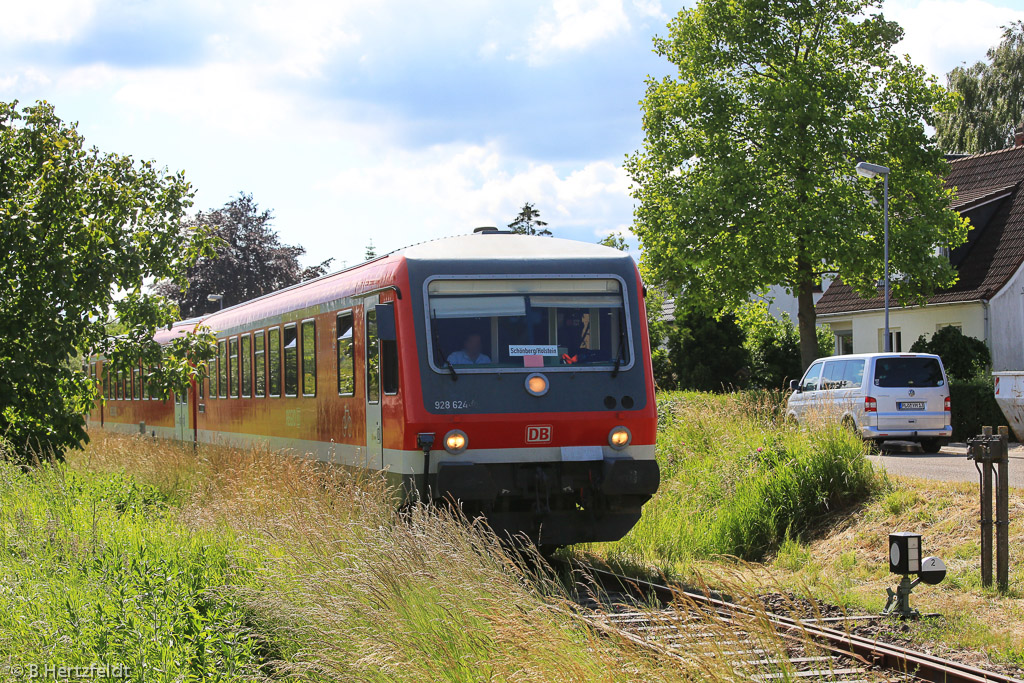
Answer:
xmin=628 ymin=0 xmax=968 ymax=370
xmin=935 ymin=21 xmax=1024 ymax=154
xmin=599 ymin=232 xmax=628 ymax=251
xmin=154 ymin=194 xmax=333 ymax=317
xmin=508 ymin=202 xmax=552 ymax=236
xmin=667 ymin=308 xmax=749 ymax=392
xmin=909 ymin=326 xmax=990 ymax=381
xmin=0 ymin=100 xmax=215 ymax=461
xmin=737 ymin=302 xmax=834 ymax=389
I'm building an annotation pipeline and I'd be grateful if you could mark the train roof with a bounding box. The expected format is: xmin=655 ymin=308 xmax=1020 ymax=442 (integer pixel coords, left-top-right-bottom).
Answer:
xmin=196 ymin=232 xmax=634 ymax=334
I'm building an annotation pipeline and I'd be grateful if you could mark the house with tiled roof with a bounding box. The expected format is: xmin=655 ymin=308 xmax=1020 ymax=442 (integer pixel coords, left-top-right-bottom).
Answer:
xmin=816 ymin=138 xmax=1024 ymax=371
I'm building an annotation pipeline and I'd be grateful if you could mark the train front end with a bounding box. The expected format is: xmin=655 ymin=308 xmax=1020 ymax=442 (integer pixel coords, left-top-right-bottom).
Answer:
xmin=402 ymin=233 xmax=659 ymax=546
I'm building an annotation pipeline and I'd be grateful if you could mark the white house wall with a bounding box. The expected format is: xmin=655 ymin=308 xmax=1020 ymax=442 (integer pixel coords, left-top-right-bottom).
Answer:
xmin=989 ymin=260 xmax=1024 ymax=371
xmin=821 ymin=302 xmax=986 ymax=356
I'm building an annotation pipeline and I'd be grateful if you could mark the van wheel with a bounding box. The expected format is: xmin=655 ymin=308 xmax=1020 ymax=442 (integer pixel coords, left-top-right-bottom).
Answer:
xmin=919 ymin=438 xmax=943 ymax=453
xmin=841 ymin=416 xmax=859 ymax=436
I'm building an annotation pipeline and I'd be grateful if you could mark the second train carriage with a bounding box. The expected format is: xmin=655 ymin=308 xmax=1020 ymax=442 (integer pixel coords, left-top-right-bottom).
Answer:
xmin=89 ymin=230 xmax=660 ymax=545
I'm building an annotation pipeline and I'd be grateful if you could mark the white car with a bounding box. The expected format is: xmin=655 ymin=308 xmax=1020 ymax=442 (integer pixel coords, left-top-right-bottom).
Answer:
xmin=787 ymin=353 xmax=952 ymax=451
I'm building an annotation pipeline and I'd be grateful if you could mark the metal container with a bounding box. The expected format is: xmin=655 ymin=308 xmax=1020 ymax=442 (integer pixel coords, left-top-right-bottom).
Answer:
xmin=992 ymin=372 xmax=1024 ymax=440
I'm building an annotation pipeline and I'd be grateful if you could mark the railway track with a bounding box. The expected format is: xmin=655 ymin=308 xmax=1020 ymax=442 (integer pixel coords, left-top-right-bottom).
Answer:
xmin=553 ymin=559 xmax=1022 ymax=683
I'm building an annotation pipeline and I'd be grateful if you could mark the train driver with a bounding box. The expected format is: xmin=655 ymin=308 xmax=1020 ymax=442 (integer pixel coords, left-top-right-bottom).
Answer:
xmin=447 ymin=332 xmax=491 ymax=365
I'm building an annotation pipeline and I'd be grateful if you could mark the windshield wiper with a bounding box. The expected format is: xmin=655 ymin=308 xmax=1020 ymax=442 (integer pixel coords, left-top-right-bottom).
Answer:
xmin=611 ymin=327 xmax=626 ymax=378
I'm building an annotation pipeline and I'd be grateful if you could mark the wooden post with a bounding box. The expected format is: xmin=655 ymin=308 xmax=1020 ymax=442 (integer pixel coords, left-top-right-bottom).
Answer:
xmin=981 ymin=426 xmax=994 ymax=588
xmin=997 ymin=426 xmax=1010 ymax=593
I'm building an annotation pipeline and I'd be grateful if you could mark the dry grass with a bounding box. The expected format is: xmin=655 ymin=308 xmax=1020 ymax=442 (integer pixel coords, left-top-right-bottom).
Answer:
xmin=67 ymin=430 xmax=851 ymax=682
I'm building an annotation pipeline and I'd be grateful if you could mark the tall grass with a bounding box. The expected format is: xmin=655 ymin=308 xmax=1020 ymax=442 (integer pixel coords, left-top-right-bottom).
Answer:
xmin=592 ymin=391 xmax=882 ymax=566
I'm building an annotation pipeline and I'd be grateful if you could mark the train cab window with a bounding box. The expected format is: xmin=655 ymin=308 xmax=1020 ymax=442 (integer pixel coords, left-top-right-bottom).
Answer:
xmin=284 ymin=324 xmax=298 ymax=397
xmin=301 ymin=320 xmax=316 ymax=396
xmin=218 ymin=340 xmax=227 ymax=398
xmin=241 ymin=334 xmax=252 ymax=398
xmin=366 ymin=309 xmax=379 ymax=404
xmin=254 ymin=331 xmax=266 ymax=397
xmin=337 ymin=312 xmax=355 ymax=396
xmin=268 ymin=327 xmax=282 ymax=397
xmin=426 ymin=278 xmax=631 ymax=371
xmin=229 ymin=337 xmax=239 ymax=398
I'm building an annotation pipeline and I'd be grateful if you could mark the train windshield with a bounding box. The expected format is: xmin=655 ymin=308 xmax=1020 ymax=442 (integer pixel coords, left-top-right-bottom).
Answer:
xmin=426 ymin=278 xmax=630 ymax=371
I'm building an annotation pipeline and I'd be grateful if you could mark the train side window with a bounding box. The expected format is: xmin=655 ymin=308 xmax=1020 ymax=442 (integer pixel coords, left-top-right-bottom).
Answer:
xmin=241 ymin=333 xmax=252 ymax=398
xmin=337 ymin=311 xmax=355 ymax=396
xmin=115 ymin=370 xmax=122 ymax=400
xmin=218 ymin=340 xmax=227 ymax=398
xmin=142 ymin=366 xmax=149 ymax=400
xmin=254 ymin=331 xmax=266 ymax=397
xmin=366 ymin=309 xmax=379 ymax=404
xmin=301 ymin=320 xmax=316 ymax=397
xmin=102 ymin=367 xmax=109 ymax=399
xmin=229 ymin=337 xmax=239 ymax=398
xmin=197 ymin=366 xmax=204 ymax=400
xmin=268 ymin=327 xmax=282 ymax=397
xmin=284 ymin=324 xmax=298 ymax=397
xmin=382 ymin=339 xmax=399 ymax=395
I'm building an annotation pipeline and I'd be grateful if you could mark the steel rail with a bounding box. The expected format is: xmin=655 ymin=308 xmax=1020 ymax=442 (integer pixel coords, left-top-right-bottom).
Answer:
xmin=556 ymin=560 xmax=1022 ymax=683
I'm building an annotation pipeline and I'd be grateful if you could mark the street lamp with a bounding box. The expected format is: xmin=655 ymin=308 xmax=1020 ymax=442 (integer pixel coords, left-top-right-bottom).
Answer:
xmin=207 ymin=293 xmax=224 ymax=311
xmin=856 ymin=161 xmax=892 ymax=352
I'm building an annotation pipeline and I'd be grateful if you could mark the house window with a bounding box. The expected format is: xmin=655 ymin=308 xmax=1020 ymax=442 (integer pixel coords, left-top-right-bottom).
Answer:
xmin=834 ymin=330 xmax=854 ymax=355
xmin=936 ymin=322 xmax=962 ymax=332
xmin=879 ymin=328 xmax=902 ymax=352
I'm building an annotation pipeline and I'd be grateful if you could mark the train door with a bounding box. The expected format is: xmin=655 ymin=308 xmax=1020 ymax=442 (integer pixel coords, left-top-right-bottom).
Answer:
xmin=174 ymin=390 xmax=189 ymax=441
xmin=363 ymin=300 xmax=384 ymax=470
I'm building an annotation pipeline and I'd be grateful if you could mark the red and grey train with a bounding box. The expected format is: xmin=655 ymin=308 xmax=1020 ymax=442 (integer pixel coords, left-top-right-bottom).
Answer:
xmin=88 ymin=230 xmax=660 ymax=545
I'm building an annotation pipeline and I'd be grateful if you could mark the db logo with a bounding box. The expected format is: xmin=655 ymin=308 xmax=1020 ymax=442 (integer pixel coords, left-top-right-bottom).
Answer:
xmin=526 ymin=425 xmax=552 ymax=444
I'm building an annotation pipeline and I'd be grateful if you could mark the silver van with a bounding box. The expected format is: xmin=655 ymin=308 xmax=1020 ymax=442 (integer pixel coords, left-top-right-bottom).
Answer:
xmin=787 ymin=353 xmax=952 ymax=451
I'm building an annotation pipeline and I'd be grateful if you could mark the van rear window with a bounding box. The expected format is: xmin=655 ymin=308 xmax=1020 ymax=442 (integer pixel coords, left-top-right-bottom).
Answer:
xmin=873 ymin=357 xmax=944 ymax=388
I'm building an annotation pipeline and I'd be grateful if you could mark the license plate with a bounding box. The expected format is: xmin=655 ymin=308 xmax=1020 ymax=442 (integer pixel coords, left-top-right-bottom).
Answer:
xmin=898 ymin=401 xmax=925 ymax=411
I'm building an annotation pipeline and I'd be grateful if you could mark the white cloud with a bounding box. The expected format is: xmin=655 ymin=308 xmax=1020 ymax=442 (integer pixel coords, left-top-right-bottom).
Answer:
xmin=631 ymin=0 xmax=667 ymax=20
xmin=0 ymin=0 xmax=97 ymax=43
xmin=886 ymin=0 xmax=1024 ymax=77
xmin=321 ymin=142 xmax=631 ymax=248
xmin=528 ymin=0 xmax=630 ymax=63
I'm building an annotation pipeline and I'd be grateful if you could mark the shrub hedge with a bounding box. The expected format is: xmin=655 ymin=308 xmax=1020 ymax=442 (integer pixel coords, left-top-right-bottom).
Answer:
xmin=949 ymin=375 xmax=1010 ymax=441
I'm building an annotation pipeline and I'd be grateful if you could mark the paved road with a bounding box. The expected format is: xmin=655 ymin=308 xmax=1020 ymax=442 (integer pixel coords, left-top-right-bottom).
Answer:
xmin=870 ymin=442 xmax=1024 ymax=489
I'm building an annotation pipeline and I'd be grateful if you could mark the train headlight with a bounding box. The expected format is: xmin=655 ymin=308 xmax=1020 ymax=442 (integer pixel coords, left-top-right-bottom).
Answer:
xmin=525 ymin=373 xmax=549 ymax=397
xmin=608 ymin=426 xmax=631 ymax=450
xmin=444 ymin=429 xmax=468 ymax=454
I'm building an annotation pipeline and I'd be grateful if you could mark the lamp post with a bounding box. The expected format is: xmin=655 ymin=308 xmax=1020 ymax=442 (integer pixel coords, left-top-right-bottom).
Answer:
xmin=207 ymin=293 xmax=224 ymax=311
xmin=856 ymin=161 xmax=892 ymax=352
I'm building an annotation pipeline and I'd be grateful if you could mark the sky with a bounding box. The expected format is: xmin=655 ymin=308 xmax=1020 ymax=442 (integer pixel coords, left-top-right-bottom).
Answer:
xmin=3 ymin=0 xmax=1024 ymax=269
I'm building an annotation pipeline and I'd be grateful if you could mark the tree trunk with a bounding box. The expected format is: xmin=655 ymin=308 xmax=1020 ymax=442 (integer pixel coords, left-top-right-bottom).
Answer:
xmin=796 ymin=267 xmax=820 ymax=371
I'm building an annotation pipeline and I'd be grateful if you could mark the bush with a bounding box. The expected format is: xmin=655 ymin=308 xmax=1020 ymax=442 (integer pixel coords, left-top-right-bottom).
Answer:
xmin=910 ymin=326 xmax=990 ymax=381
xmin=666 ymin=309 xmax=750 ymax=391
xmin=737 ymin=302 xmax=835 ymax=389
xmin=600 ymin=391 xmax=882 ymax=564
xmin=949 ymin=375 xmax=1008 ymax=441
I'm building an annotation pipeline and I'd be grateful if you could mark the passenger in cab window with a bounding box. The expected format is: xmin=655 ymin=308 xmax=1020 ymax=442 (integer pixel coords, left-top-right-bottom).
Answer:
xmin=447 ymin=333 xmax=491 ymax=365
